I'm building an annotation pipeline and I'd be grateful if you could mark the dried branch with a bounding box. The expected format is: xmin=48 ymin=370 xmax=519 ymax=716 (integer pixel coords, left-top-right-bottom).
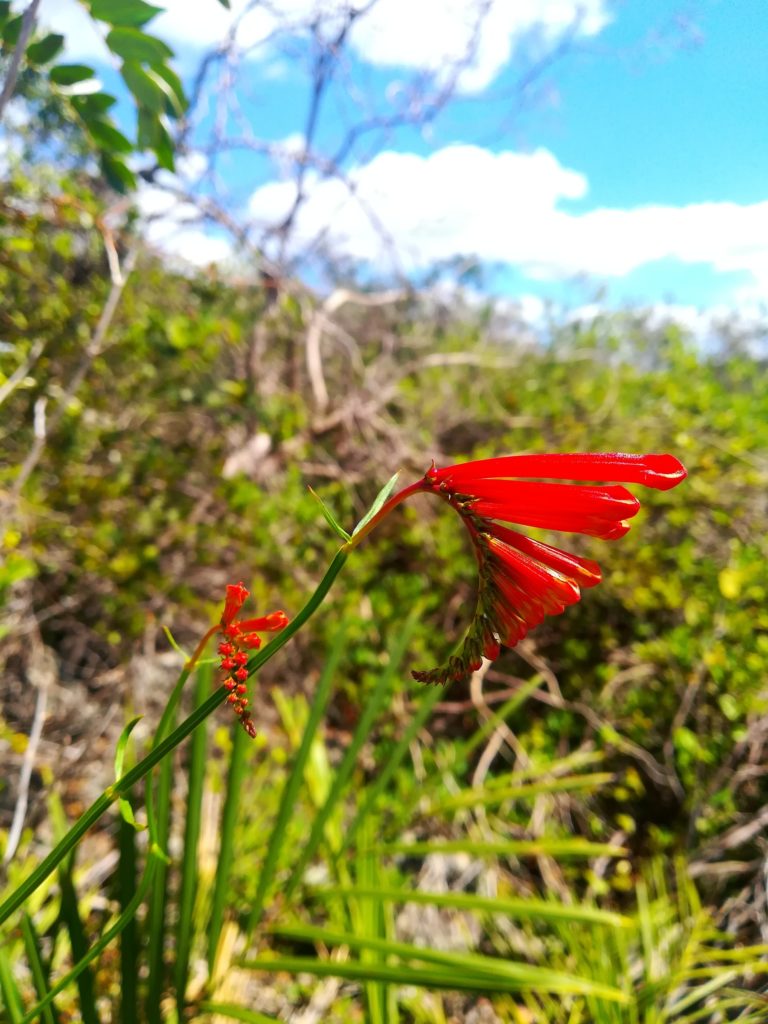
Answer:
xmin=0 ymin=0 xmax=41 ymax=120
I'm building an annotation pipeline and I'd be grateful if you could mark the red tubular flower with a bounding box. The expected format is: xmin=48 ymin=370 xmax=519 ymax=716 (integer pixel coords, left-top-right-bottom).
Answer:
xmin=221 ymin=581 xmax=250 ymax=627
xmin=404 ymin=452 xmax=686 ymax=685
xmin=215 ymin=582 xmax=289 ymax=737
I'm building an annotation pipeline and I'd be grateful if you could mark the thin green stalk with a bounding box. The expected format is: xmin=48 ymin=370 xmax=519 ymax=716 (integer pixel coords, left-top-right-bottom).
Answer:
xmin=245 ymin=621 xmax=347 ymax=933
xmin=207 ymin=719 xmax=249 ymax=969
xmin=0 ymin=945 xmax=24 ymax=1022
xmin=0 ymin=548 xmax=350 ymax=928
xmin=176 ymin=662 xmax=211 ymax=1011
xmin=20 ymin=914 xmax=56 ymax=1024
xmin=58 ymin=864 xmax=99 ymax=1024
xmin=146 ymin=716 xmax=178 ymax=1022
xmin=116 ymin=816 xmax=138 ymax=1024
xmin=284 ymin=617 xmax=416 ymax=902
xmin=346 ymin=677 xmax=444 ymax=844
xmin=20 ymin=856 xmax=160 ymax=1024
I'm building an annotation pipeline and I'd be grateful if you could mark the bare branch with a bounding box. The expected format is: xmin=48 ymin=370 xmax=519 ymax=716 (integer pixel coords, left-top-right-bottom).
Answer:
xmin=0 ymin=0 xmax=42 ymax=121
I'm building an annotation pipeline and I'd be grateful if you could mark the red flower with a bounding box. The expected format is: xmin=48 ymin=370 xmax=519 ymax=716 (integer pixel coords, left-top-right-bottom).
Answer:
xmin=406 ymin=453 xmax=686 ymax=685
xmin=216 ymin=582 xmax=289 ymax=736
xmin=221 ymin=581 xmax=250 ymax=627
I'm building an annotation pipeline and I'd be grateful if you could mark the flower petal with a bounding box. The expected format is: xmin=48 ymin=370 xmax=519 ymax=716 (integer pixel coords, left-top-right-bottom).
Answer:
xmin=238 ymin=611 xmax=289 ymax=632
xmin=221 ymin=581 xmax=250 ymax=626
xmin=487 ymin=524 xmax=602 ymax=589
xmin=432 ymin=453 xmax=687 ymax=490
xmin=469 ymin=481 xmax=638 ymax=539
xmin=489 ymin=538 xmax=581 ymax=613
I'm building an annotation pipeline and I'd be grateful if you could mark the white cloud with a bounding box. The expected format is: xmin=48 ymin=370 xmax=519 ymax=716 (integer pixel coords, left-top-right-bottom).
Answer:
xmin=349 ymin=0 xmax=609 ymax=92
xmin=246 ymin=144 xmax=768 ymax=300
xmin=41 ymin=0 xmax=609 ymax=92
xmin=135 ymin=178 xmax=232 ymax=266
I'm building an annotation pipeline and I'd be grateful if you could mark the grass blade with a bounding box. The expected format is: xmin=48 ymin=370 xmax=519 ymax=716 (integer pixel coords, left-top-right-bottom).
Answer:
xmin=430 ymin=772 xmax=614 ymax=812
xmin=143 ymin=651 xmax=192 ymax=1021
xmin=247 ymin=621 xmax=347 ymax=932
xmin=284 ymin=617 xmax=416 ymax=901
xmin=116 ymin=815 xmax=139 ymax=1024
xmin=20 ymin=912 xmax=57 ymax=1024
xmin=198 ymin=1003 xmax=280 ymax=1023
xmin=58 ymin=863 xmax=99 ymax=1024
xmin=347 ymin=653 xmax=444 ymax=844
xmin=313 ymin=886 xmax=630 ymax=928
xmin=175 ymin=662 xmax=210 ymax=1014
xmin=243 ymin=950 xmax=629 ymax=1002
xmin=0 ymin=944 xmax=24 ymax=1022
xmin=20 ymin=857 xmax=159 ymax=1024
xmin=208 ymin=710 xmax=249 ymax=968
xmin=371 ymin=838 xmax=627 ymax=859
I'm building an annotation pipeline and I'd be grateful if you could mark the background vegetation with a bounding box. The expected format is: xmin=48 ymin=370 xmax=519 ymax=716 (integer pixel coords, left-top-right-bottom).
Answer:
xmin=2 ymin=3 xmax=768 ymax=1020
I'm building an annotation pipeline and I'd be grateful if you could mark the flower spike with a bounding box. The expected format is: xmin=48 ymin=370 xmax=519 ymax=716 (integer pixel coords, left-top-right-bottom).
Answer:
xmin=215 ymin=583 xmax=289 ymax=736
xmin=406 ymin=452 xmax=687 ymax=685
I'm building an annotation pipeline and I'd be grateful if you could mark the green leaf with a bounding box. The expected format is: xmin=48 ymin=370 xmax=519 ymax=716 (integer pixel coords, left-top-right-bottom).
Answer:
xmin=215 ymin=0 xmax=231 ymax=7
xmin=151 ymin=121 xmax=175 ymax=171
xmin=71 ymin=91 xmax=118 ymax=117
xmin=198 ymin=1006 xmax=277 ymax=1024
xmin=89 ymin=0 xmax=164 ymax=28
xmin=308 ymin=486 xmax=352 ymax=542
xmin=50 ymin=63 xmax=96 ymax=86
xmin=352 ymin=472 xmax=401 ymax=537
xmin=314 ymin=886 xmax=631 ymax=929
xmin=0 ymin=3 xmax=11 ymax=29
xmin=2 ymin=13 xmax=22 ymax=45
xmin=121 ymin=60 xmax=168 ymax=114
xmin=137 ymin=109 xmax=174 ymax=169
xmin=20 ymin=914 xmax=57 ymax=1024
xmin=114 ymin=716 xmax=144 ymax=828
xmin=87 ymin=118 xmax=134 ymax=154
xmin=0 ymin=944 xmax=24 ymax=1021
xmin=242 ymin=950 xmax=629 ymax=1002
xmin=150 ymin=60 xmax=187 ymax=115
xmin=246 ymin=623 xmax=347 ymax=931
xmin=26 ymin=33 xmax=65 ymax=65
xmin=99 ymin=153 xmax=137 ymax=193
xmin=106 ymin=26 xmax=173 ymax=63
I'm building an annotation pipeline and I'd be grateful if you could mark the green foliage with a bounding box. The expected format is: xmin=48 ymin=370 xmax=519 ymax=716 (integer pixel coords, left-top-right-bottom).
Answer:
xmin=0 ymin=0 xmax=187 ymax=187
xmin=2 ymin=89 xmax=768 ymax=1020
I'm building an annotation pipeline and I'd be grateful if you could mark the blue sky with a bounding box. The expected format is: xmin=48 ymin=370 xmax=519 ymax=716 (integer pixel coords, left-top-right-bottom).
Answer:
xmin=40 ymin=0 xmax=768 ymax=318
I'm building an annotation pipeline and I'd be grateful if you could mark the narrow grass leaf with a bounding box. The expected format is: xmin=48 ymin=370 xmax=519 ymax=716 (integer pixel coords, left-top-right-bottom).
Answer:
xmin=460 ymin=676 xmax=543 ymax=759
xmin=347 ymin=664 xmax=443 ymax=843
xmin=198 ymin=1004 xmax=280 ymax=1023
xmin=21 ymin=913 xmax=57 ymax=1024
xmin=114 ymin=715 xmax=144 ymax=828
xmin=243 ymin=949 xmax=629 ymax=1002
xmin=308 ymin=486 xmax=352 ymax=542
xmin=117 ymin=816 xmax=139 ymax=1024
xmin=146 ymin=695 xmax=180 ymax=1022
xmin=285 ymin=617 xmax=416 ymax=901
xmin=175 ymin=662 xmax=210 ymax=1015
xmin=57 ymin=864 xmax=100 ymax=1024
xmin=247 ymin=622 xmax=347 ymax=932
xmin=372 ymin=839 xmax=627 ymax=859
xmin=20 ymin=857 xmax=159 ymax=1024
xmin=0 ymin=944 xmax=24 ymax=1022
xmin=431 ymin=772 xmax=614 ymax=812
xmin=314 ymin=886 xmax=630 ymax=928
xmin=352 ymin=472 xmax=401 ymax=536
xmin=208 ymin=720 xmax=249 ymax=968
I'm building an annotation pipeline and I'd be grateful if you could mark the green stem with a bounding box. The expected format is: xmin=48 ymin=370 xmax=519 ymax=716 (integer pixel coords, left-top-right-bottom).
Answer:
xmin=0 ymin=548 xmax=350 ymax=928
